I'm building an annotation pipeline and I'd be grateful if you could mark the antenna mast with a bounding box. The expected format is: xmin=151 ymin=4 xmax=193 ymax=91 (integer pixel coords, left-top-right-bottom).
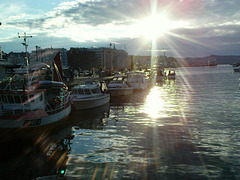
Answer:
xmin=18 ymin=32 xmax=32 ymax=89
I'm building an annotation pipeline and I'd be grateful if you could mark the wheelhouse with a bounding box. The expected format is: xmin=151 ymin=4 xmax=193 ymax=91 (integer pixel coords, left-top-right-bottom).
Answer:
xmin=71 ymin=84 xmax=102 ymax=95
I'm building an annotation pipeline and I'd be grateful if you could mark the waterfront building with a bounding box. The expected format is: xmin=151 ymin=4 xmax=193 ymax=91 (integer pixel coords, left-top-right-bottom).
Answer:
xmin=88 ymin=47 xmax=113 ymax=69
xmin=131 ymin=56 xmax=151 ymax=69
xmin=0 ymin=45 xmax=2 ymax=59
xmin=7 ymin=52 xmax=26 ymax=65
xmin=89 ymin=47 xmax=129 ymax=70
xmin=115 ymin=50 xmax=130 ymax=70
xmin=67 ymin=48 xmax=97 ymax=70
xmin=30 ymin=47 xmax=68 ymax=67
xmin=0 ymin=58 xmax=16 ymax=80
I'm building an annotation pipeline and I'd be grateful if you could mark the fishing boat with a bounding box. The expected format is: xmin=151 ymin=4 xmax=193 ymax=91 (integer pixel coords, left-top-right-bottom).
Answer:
xmin=126 ymin=71 xmax=149 ymax=90
xmin=107 ymin=75 xmax=133 ymax=96
xmin=0 ymin=71 xmax=72 ymax=129
xmin=71 ymin=81 xmax=110 ymax=110
xmin=0 ymin=35 xmax=71 ymax=128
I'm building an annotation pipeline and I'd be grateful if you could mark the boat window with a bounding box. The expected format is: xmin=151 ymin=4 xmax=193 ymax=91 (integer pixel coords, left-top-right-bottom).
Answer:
xmin=14 ymin=95 xmax=21 ymax=103
xmin=40 ymin=94 xmax=43 ymax=101
xmin=78 ymin=88 xmax=84 ymax=94
xmin=92 ymin=88 xmax=100 ymax=94
xmin=72 ymin=89 xmax=78 ymax=94
xmin=84 ymin=89 xmax=91 ymax=94
xmin=7 ymin=95 xmax=14 ymax=103
xmin=2 ymin=96 xmax=7 ymax=103
xmin=21 ymin=95 xmax=27 ymax=104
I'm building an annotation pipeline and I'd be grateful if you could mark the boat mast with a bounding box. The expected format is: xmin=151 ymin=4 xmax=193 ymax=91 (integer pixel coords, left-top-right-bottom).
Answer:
xmin=18 ymin=32 xmax=32 ymax=88
xmin=51 ymin=46 xmax=54 ymax=81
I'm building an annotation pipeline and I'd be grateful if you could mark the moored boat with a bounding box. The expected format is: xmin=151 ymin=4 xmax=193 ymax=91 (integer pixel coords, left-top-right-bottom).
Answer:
xmin=107 ymin=75 xmax=133 ymax=96
xmin=153 ymin=69 xmax=165 ymax=83
xmin=166 ymin=69 xmax=176 ymax=79
xmin=126 ymin=71 xmax=149 ymax=90
xmin=71 ymin=81 xmax=110 ymax=110
xmin=233 ymin=66 xmax=240 ymax=72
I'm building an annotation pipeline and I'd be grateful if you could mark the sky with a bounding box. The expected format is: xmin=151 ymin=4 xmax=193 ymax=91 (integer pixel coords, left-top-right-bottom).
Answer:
xmin=0 ymin=0 xmax=240 ymax=57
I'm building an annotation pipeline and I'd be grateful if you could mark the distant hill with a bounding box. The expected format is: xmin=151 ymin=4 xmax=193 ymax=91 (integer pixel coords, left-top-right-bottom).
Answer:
xmin=176 ymin=55 xmax=240 ymax=66
xmin=214 ymin=56 xmax=240 ymax=65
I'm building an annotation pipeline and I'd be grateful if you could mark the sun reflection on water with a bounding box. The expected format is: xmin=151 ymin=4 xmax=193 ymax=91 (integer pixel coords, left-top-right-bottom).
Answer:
xmin=143 ymin=86 xmax=167 ymax=119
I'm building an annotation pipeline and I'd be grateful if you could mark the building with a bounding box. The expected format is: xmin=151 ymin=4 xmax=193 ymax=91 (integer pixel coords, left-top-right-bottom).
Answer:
xmin=115 ymin=50 xmax=130 ymax=70
xmin=7 ymin=52 xmax=26 ymax=65
xmin=67 ymin=48 xmax=98 ymax=70
xmin=0 ymin=59 xmax=17 ymax=79
xmin=88 ymin=47 xmax=112 ymax=69
xmin=89 ymin=47 xmax=129 ymax=70
xmin=30 ymin=47 xmax=68 ymax=67
xmin=131 ymin=56 xmax=151 ymax=69
xmin=0 ymin=45 xmax=2 ymax=59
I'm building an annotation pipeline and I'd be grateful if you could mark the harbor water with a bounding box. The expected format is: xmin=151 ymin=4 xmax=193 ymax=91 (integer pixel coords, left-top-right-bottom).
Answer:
xmin=0 ymin=65 xmax=240 ymax=179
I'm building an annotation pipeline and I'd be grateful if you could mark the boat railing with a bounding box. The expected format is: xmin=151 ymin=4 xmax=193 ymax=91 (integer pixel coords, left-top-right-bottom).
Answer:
xmin=44 ymin=100 xmax=53 ymax=112
xmin=0 ymin=104 xmax=43 ymax=116
xmin=44 ymin=100 xmax=66 ymax=114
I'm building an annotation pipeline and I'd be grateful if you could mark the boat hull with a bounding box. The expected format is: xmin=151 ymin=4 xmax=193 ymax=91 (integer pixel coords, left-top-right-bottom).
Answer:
xmin=233 ymin=67 xmax=240 ymax=72
xmin=128 ymin=82 xmax=149 ymax=90
xmin=72 ymin=94 xmax=110 ymax=110
xmin=108 ymin=88 xmax=133 ymax=96
xmin=0 ymin=103 xmax=72 ymax=128
xmin=167 ymin=75 xmax=176 ymax=79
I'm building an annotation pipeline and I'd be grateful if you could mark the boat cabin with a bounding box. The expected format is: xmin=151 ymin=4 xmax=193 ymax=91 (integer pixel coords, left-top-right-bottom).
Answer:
xmin=71 ymin=84 xmax=102 ymax=96
xmin=0 ymin=89 xmax=45 ymax=116
xmin=0 ymin=80 xmax=69 ymax=116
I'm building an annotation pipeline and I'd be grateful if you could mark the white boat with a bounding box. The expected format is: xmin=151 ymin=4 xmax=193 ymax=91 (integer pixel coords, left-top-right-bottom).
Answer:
xmin=0 ymin=56 xmax=72 ymax=128
xmin=108 ymin=75 xmax=133 ymax=96
xmin=232 ymin=60 xmax=240 ymax=68
xmin=233 ymin=66 xmax=240 ymax=72
xmin=126 ymin=71 xmax=149 ymax=90
xmin=232 ymin=60 xmax=240 ymax=72
xmin=152 ymin=69 xmax=166 ymax=83
xmin=166 ymin=70 xmax=176 ymax=79
xmin=71 ymin=81 xmax=110 ymax=110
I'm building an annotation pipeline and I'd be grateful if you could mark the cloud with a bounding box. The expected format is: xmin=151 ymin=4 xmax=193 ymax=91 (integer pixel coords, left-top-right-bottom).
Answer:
xmin=1 ymin=0 xmax=240 ymax=57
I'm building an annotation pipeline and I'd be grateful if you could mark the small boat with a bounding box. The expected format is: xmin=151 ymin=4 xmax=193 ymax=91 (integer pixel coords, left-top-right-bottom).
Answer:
xmin=152 ymin=69 xmax=166 ymax=83
xmin=71 ymin=81 xmax=110 ymax=110
xmin=232 ymin=60 xmax=240 ymax=68
xmin=232 ymin=60 xmax=240 ymax=72
xmin=233 ymin=66 xmax=240 ymax=72
xmin=126 ymin=71 xmax=149 ymax=90
xmin=107 ymin=75 xmax=133 ymax=96
xmin=166 ymin=70 xmax=176 ymax=79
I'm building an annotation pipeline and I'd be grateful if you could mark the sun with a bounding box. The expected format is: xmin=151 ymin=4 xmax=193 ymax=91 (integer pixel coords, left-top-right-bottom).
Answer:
xmin=135 ymin=14 xmax=188 ymax=40
xmin=139 ymin=14 xmax=172 ymax=39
